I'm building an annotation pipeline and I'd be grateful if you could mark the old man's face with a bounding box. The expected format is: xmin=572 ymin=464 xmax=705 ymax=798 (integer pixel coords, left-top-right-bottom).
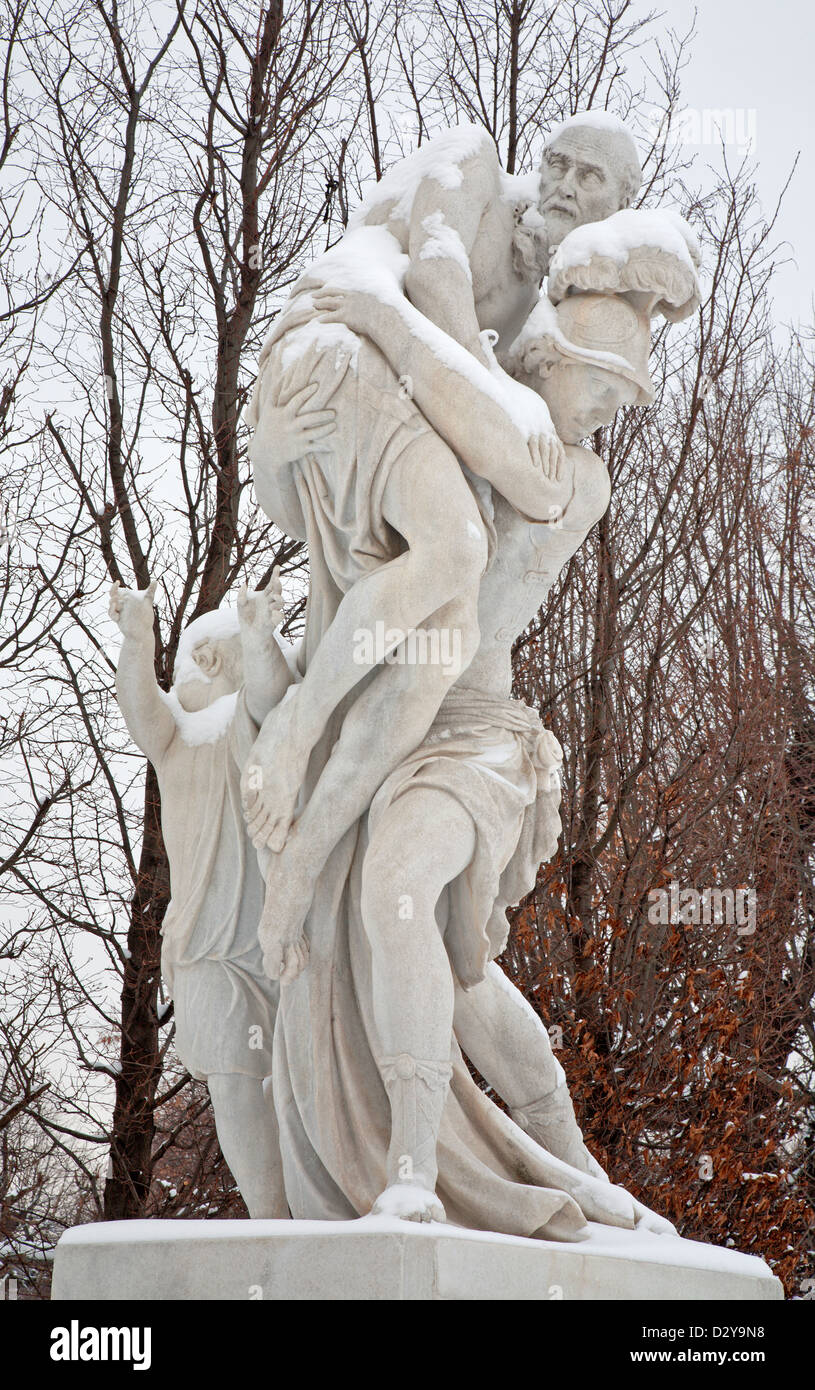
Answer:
xmin=538 ymin=127 xmax=636 ymax=248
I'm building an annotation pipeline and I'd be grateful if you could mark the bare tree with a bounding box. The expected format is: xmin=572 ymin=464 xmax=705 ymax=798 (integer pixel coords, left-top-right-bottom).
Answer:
xmin=1 ymin=0 xmax=363 ymax=1275
xmin=1 ymin=0 xmax=811 ymax=1300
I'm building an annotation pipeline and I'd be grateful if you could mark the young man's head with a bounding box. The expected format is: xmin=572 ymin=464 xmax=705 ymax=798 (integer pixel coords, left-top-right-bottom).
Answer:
xmin=509 ymin=291 xmax=652 ymax=443
xmin=172 ymin=609 xmax=243 ymax=712
xmin=541 ymin=360 xmax=640 ymax=443
xmin=537 ymin=113 xmax=642 ymax=250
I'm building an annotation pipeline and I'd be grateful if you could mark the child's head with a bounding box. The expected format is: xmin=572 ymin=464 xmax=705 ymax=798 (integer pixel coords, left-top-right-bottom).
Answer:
xmin=508 ymin=292 xmax=653 ymax=444
xmin=172 ymin=608 xmax=243 ymax=712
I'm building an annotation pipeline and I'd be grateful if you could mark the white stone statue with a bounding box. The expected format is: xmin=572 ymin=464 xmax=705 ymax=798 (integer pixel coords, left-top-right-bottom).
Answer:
xmin=240 ymin=115 xmax=700 ymax=1236
xmin=56 ymin=121 xmax=783 ymax=1303
xmin=110 ymin=575 xmax=294 ymax=1218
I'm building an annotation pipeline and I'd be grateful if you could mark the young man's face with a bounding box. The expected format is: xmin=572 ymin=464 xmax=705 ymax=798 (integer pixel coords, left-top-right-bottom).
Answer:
xmin=542 ymin=363 xmax=638 ymax=443
xmin=537 ymin=128 xmax=632 ymax=248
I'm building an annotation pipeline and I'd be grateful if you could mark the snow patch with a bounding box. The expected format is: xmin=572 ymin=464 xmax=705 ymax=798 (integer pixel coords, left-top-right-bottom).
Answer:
xmin=500 ymin=170 xmax=540 ymax=206
xmin=418 ymin=211 xmax=473 ymax=283
xmin=160 ymin=689 xmax=239 ymax=747
xmin=280 ymin=318 xmax=361 ymax=372
xmin=550 ymin=207 xmax=701 ymax=279
xmin=349 ymin=122 xmax=493 ymax=226
xmin=544 ymin=110 xmax=640 ymax=153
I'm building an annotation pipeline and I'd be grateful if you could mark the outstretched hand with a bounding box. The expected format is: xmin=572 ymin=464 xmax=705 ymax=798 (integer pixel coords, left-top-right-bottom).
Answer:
xmin=109 ymin=578 xmax=157 ymax=639
xmin=237 ymin=567 xmax=284 ymax=635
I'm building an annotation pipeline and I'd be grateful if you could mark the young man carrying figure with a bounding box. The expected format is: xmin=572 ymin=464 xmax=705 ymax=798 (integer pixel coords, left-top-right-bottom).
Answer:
xmin=243 ymin=115 xmax=643 ymax=982
xmin=288 ymin=284 xmax=654 ymax=1222
xmin=251 ymin=287 xmax=679 ymax=1229
xmin=257 ymin=204 xmax=698 ymax=1226
xmin=110 ymin=571 xmax=295 ymax=1218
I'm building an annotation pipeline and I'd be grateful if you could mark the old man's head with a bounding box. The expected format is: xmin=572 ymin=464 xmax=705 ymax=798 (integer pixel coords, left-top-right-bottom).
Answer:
xmin=513 ymin=112 xmax=642 ymax=280
xmin=538 ymin=112 xmax=642 ymax=243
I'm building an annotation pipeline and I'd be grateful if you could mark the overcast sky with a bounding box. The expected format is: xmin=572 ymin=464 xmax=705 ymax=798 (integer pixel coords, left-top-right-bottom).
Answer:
xmin=665 ymin=0 xmax=813 ymax=328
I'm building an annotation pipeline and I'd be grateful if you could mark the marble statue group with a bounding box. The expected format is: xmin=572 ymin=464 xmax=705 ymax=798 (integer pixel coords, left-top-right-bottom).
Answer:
xmin=111 ymin=112 xmax=702 ymax=1240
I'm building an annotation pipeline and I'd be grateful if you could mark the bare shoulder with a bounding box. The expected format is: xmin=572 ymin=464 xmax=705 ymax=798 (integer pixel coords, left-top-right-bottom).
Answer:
xmin=413 ymin=127 xmax=501 ymax=212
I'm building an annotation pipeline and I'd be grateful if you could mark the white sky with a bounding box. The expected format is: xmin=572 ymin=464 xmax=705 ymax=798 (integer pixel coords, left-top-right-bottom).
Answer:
xmin=664 ymin=0 xmax=814 ymax=328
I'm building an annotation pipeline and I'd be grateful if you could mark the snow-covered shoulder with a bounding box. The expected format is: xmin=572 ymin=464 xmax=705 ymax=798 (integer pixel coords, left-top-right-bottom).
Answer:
xmin=297 ymin=225 xmax=409 ymax=305
xmin=348 ymin=122 xmax=497 ymax=228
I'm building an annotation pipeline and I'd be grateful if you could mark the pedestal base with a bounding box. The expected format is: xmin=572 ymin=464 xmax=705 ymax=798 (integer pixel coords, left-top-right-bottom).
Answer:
xmin=51 ymin=1216 xmax=782 ymax=1301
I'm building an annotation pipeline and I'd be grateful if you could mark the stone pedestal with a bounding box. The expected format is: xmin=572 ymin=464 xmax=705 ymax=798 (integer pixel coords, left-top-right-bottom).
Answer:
xmin=52 ymin=1216 xmax=783 ymax=1301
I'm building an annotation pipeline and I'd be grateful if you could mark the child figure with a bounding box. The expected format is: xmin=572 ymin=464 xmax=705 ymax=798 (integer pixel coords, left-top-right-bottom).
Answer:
xmin=110 ymin=573 xmax=295 ymax=1217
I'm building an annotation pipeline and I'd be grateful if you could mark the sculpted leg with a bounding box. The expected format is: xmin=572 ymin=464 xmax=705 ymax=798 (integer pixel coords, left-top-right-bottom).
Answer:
xmin=257 ymin=588 xmax=481 ymax=981
xmin=360 ymin=788 xmax=476 ymax=1223
xmin=207 ymin=1073 xmax=288 ymax=1219
xmin=242 ymin=433 xmax=487 ymax=855
xmin=453 ymin=963 xmax=608 ymax=1180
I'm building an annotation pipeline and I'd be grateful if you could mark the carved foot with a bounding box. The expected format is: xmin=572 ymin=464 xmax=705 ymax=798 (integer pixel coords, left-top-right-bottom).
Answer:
xmin=377 ymin=1051 xmax=452 ymax=1226
xmin=371 ymin=1182 xmax=446 ymax=1224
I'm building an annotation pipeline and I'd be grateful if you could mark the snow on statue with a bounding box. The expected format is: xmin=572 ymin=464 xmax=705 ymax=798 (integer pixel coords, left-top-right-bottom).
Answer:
xmin=243 ymin=114 xmax=646 ymax=973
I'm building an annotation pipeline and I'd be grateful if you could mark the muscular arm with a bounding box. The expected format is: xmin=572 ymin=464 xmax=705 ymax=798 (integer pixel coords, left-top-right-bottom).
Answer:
xmin=317 ymin=287 xmax=573 ymax=523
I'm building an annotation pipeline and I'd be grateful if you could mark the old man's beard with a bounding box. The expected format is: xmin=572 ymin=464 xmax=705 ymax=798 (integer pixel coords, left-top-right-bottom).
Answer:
xmin=511 ymin=205 xmax=552 ymax=282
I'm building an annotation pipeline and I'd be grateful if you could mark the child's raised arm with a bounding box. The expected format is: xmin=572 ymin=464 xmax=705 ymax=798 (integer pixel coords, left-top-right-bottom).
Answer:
xmin=237 ymin=571 xmax=295 ymax=726
xmin=110 ymin=580 xmax=176 ymax=766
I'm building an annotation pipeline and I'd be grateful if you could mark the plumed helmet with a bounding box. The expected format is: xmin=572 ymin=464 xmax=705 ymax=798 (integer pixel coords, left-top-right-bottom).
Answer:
xmin=508 ymin=291 xmax=654 ymax=405
xmin=548 ymin=208 xmax=702 ymax=323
